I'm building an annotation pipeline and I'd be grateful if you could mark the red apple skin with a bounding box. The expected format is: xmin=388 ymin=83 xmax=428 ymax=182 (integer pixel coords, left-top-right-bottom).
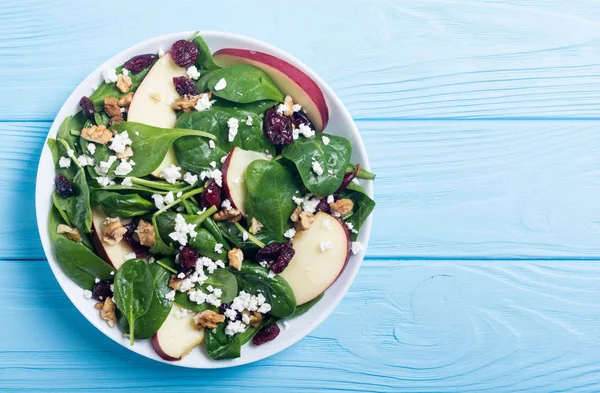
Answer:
xmin=213 ymin=48 xmax=329 ymax=131
xmin=151 ymin=334 xmax=181 ymax=361
xmin=220 ymin=151 xmax=236 ymax=209
xmin=90 ymin=221 xmax=117 ymax=269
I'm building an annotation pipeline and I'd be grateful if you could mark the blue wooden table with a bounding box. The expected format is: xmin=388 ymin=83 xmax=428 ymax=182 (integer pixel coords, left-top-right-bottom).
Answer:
xmin=3 ymin=0 xmax=600 ymax=391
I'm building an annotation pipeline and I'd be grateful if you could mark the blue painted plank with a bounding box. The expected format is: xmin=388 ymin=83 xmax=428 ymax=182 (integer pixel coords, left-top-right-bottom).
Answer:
xmin=1 ymin=0 xmax=600 ymax=120
xmin=2 ymin=259 xmax=600 ymax=392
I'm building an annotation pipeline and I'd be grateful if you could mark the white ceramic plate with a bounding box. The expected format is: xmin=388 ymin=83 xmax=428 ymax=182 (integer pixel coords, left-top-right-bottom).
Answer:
xmin=35 ymin=31 xmax=373 ymax=368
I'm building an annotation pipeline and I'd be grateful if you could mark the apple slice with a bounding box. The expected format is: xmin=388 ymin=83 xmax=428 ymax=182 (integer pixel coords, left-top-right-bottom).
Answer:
xmin=152 ymin=304 xmax=205 ymax=361
xmin=126 ymin=52 xmax=186 ymax=177
xmin=90 ymin=208 xmax=133 ymax=270
xmin=222 ymin=147 xmax=272 ymax=216
xmin=279 ymin=212 xmax=350 ymax=305
xmin=213 ymin=48 xmax=329 ymax=132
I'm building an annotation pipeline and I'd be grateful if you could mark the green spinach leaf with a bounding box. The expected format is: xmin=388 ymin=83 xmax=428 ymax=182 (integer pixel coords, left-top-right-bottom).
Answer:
xmin=339 ymin=188 xmax=375 ymax=240
xmin=202 ymin=218 xmax=231 ymax=252
xmin=203 ymin=268 xmax=238 ymax=303
xmin=188 ymin=228 xmax=225 ymax=261
xmin=196 ymin=69 xmax=217 ymax=93
xmin=113 ymin=259 xmax=153 ymax=345
xmin=290 ymin=293 xmax=324 ymax=318
xmin=217 ymin=221 xmax=283 ymax=252
xmin=173 ymin=292 xmax=216 ymax=313
xmin=89 ymin=61 xmax=156 ymax=107
xmin=282 ymin=133 xmax=352 ymax=196
xmin=65 ymin=168 xmax=93 ymax=233
xmin=212 ymin=99 xmax=277 ymax=116
xmin=192 ymin=36 xmax=221 ymax=71
xmin=207 ymin=64 xmax=283 ymax=104
xmin=92 ymin=190 xmax=154 ymax=217
xmin=205 ymin=323 xmax=242 ymax=360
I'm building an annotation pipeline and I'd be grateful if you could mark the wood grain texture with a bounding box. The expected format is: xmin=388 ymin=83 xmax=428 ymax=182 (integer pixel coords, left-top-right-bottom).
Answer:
xmin=6 ymin=120 xmax=600 ymax=260
xmin=2 ymin=258 xmax=600 ymax=392
xmin=2 ymin=0 xmax=600 ymax=120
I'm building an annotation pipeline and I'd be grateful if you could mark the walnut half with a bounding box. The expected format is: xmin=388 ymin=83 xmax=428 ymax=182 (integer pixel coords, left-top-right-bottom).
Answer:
xmin=102 ymin=217 xmax=127 ymax=245
xmin=81 ymin=125 xmax=113 ymax=145
xmin=329 ymin=198 xmax=354 ymax=216
xmin=249 ymin=217 xmax=263 ymax=234
xmin=104 ymin=97 xmax=124 ymax=125
xmin=116 ymin=74 xmax=132 ymax=93
xmin=193 ymin=310 xmax=225 ymax=329
xmin=228 ymin=248 xmax=243 ymax=271
xmin=294 ymin=211 xmax=315 ymax=231
xmin=95 ymin=297 xmax=117 ymax=328
xmin=213 ymin=208 xmax=242 ymax=223
xmin=56 ymin=224 xmax=82 ymax=242
xmin=134 ymin=219 xmax=156 ymax=247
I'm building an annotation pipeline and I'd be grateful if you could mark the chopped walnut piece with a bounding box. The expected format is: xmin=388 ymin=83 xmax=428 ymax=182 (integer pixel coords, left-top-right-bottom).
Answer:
xmin=193 ymin=310 xmax=225 ymax=329
xmin=116 ymin=146 xmax=133 ymax=160
xmin=283 ymin=95 xmax=294 ymax=116
xmin=81 ymin=125 xmax=113 ymax=145
xmin=243 ymin=310 xmax=263 ymax=327
xmin=169 ymin=274 xmax=183 ymax=291
xmin=118 ymin=92 xmax=134 ymax=107
xmin=104 ymin=97 xmax=124 ymax=125
xmin=329 ymin=198 xmax=354 ymax=216
xmin=56 ymin=224 xmax=82 ymax=242
xmin=213 ymin=208 xmax=242 ymax=223
xmin=228 ymin=248 xmax=243 ymax=271
xmin=172 ymin=94 xmax=200 ymax=112
xmin=294 ymin=211 xmax=315 ymax=231
xmin=134 ymin=219 xmax=156 ymax=247
xmin=290 ymin=206 xmax=302 ymax=223
xmin=102 ymin=217 xmax=128 ymax=245
xmin=148 ymin=92 xmax=161 ymax=102
xmin=249 ymin=217 xmax=263 ymax=234
xmin=116 ymin=74 xmax=133 ymax=93
xmin=99 ymin=297 xmax=117 ymax=328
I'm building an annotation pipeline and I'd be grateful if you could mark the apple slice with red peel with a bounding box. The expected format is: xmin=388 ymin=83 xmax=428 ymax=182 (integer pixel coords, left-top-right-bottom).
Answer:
xmin=213 ymin=48 xmax=329 ymax=132
xmin=152 ymin=304 xmax=205 ymax=361
xmin=90 ymin=208 xmax=133 ymax=270
xmin=222 ymin=147 xmax=272 ymax=216
xmin=127 ymin=52 xmax=186 ymax=177
xmin=279 ymin=212 xmax=350 ymax=305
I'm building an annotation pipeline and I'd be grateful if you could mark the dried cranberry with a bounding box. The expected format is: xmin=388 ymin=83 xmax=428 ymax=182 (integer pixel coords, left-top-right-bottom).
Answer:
xmin=178 ymin=246 xmax=199 ymax=272
xmin=314 ymin=198 xmax=331 ymax=214
xmin=170 ymin=40 xmax=199 ymax=68
xmin=253 ymin=323 xmax=280 ymax=346
xmin=124 ymin=54 xmax=157 ymax=73
xmin=54 ymin=174 xmax=74 ymax=197
xmin=173 ymin=76 xmax=198 ymax=96
xmin=334 ymin=171 xmax=357 ymax=196
xmin=79 ymin=96 xmax=95 ymax=121
xmin=92 ymin=280 xmax=113 ymax=301
xmin=121 ymin=222 xmax=149 ymax=259
xmin=292 ymin=110 xmax=314 ymax=130
xmin=256 ymin=242 xmax=295 ymax=274
xmin=263 ymin=107 xmax=293 ymax=145
xmin=199 ymin=180 xmax=222 ymax=209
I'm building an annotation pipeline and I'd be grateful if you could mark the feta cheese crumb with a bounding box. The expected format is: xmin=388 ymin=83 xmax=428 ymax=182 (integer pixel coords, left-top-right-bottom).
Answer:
xmin=242 ymin=231 xmax=249 ymax=241
xmin=165 ymin=290 xmax=176 ymax=301
xmin=327 ymin=195 xmax=334 ymax=203
xmin=283 ymin=228 xmax=296 ymax=239
xmin=158 ymin=49 xmax=165 ymax=57
xmin=224 ymin=308 xmax=238 ymax=320
xmin=97 ymin=176 xmax=116 ymax=187
xmin=245 ymin=115 xmax=253 ymax=126
xmin=352 ymin=178 xmax=360 ymax=185
xmin=220 ymin=155 xmax=227 ymax=164
xmin=346 ymin=222 xmax=358 ymax=234
xmin=124 ymin=252 xmax=137 ymax=261
xmin=209 ymin=140 xmax=216 ymax=149
xmin=119 ymin=177 xmax=132 ymax=187
xmin=214 ymin=78 xmax=227 ymax=91
xmin=59 ymin=156 xmax=71 ymax=168
xmin=102 ymin=67 xmax=118 ymax=83
xmin=76 ymin=155 xmax=95 ymax=167
xmin=199 ymin=168 xmax=222 ymax=187
xmin=292 ymin=196 xmax=303 ymax=205
xmin=214 ymin=243 xmax=224 ymax=254
xmin=95 ymin=278 xmax=100 ymax=283
xmin=221 ymin=199 xmax=232 ymax=209
xmin=183 ymin=172 xmax=198 ymax=185
xmin=241 ymin=313 xmax=251 ymax=324
xmin=225 ymin=320 xmax=246 ymax=336
xmin=351 ymin=241 xmax=363 ymax=255
xmin=298 ymin=123 xmax=315 ymax=138
xmin=109 ymin=131 xmax=133 ymax=154
xmin=186 ymin=65 xmax=200 ymax=80
xmin=168 ymin=214 xmax=198 ymax=245
xmin=114 ymin=159 xmax=134 ymax=176
xmin=176 ymin=191 xmax=183 ymax=198
xmin=83 ymin=290 xmax=92 ymax=299
xmin=319 ymin=241 xmax=333 ymax=253
xmin=258 ymin=303 xmax=272 ymax=313
xmin=267 ymin=270 xmax=276 ymax=279
xmin=322 ymin=136 xmax=330 ymax=145
xmin=149 ymin=257 xmax=155 ymax=264
xmin=160 ymin=165 xmax=182 ymax=184
xmin=194 ymin=93 xmax=214 ymax=111
xmin=95 ymin=155 xmax=118 ymax=176
xmin=292 ymin=104 xmax=302 ymax=112
xmin=86 ymin=143 xmax=96 ymax=155
xmin=227 ymin=118 xmax=239 ymax=142
xmin=276 ymin=103 xmax=290 ymax=115
xmin=283 ymin=321 xmax=290 ymax=330
xmin=210 ymin=161 xmax=216 ymax=168
xmin=188 ymin=289 xmax=207 ymax=305
xmin=312 ymin=160 xmax=324 ymax=176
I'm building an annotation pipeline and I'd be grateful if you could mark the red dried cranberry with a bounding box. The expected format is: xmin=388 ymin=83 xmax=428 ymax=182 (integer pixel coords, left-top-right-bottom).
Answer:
xmin=292 ymin=110 xmax=314 ymax=130
xmin=264 ymin=107 xmax=293 ymax=145
xmin=121 ymin=222 xmax=149 ymax=259
xmin=54 ymin=174 xmax=74 ymax=197
xmin=314 ymin=198 xmax=331 ymax=214
xmin=173 ymin=76 xmax=198 ymax=97
xmin=79 ymin=96 xmax=95 ymax=121
xmin=199 ymin=180 xmax=222 ymax=209
xmin=253 ymin=323 xmax=280 ymax=346
xmin=178 ymin=246 xmax=199 ymax=272
xmin=256 ymin=242 xmax=295 ymax=274
xmin=124 ymin=54 xmax=157 ymax=73
xmin=334 ymin=171 xmax=357 ymax=196
xmin=170 ymin=40 xmax=199 ymax=68
xmin=92 ymin=280 xmax=113 ymax=301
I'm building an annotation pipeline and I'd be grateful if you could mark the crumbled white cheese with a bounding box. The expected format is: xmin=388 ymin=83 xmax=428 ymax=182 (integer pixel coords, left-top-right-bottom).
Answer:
xmin=95 ymin=155 xmax=118 ymax=176
xmin=242 ymin=231 xmax=249 ymax=241
xmin=283 ymin=321 xmax=290 ymax=330
xmin=295 ymin=194 xmax=321 ymax=213
xmin=352 ymin=178 xmax=360 ymax=185
xmin=76 ymin=155 xmax=94 ymax=167
xmin=164 ymin=191 xmax=175 ymax=204
xmin=210 ymin=161 xmax=216 ymax=168
xmin=258 ymin=261 xmax=268 ymax=268
xmin=114 ymin=159 xmax=134 ymax=176
xmin=292 ymin=196 xmax=303 ymax=205
xmin=267 ymin=270 xmax=276 ymax=279
xmin=160 ymin=165 xmax=182 ymax=184
xmin=151 ymin=194 xmax=165 ymax=209
xmin=257 ymin=303 xmax=272 ymax=313
xmin=96 ymin=176 xmax=116 ymax=187
xmin=227 ymin=117 xmax=239 ymax=142
xmin=220 ymin=155 xmax=227 ymax=164
xmin=298 ymin=123 xmax=315 ymax=138
xmin=83 ymin=290 xmax=92 ymax=299
xmin=168 ymin=214 xmax=198 ymax=246
xmin=110 ymin=271 xmax=115 ymax=276
xmin=241 ymin=313 xmax=251 ymax=324
xmin=319 ymin=241 xmax=333 ymax=253
xmin=245 ymin=115 xmax=253 ymax=126
xmin=214 ymin=78 xmax=227 ymax=91
xmin=178 ymin=278 xmax=194 ymax=293
xmin=186 ymin=65 xmax=200 ymax=80
xmin=175 ymin=191 xmax=182 ymax=199
xmin=209 ymin=140 xmax=216 ymax=149
xmin=327 ymin=169 xmax=333 ymax=176
xmin=214 ymin=243 xmax=224 ymax=254
xmin=102 ymin=67 xmax=118 ymax=83
xmin=292 ymin=127 xmax=300 ymax=140
xmin=95 ymin=278 xmax=100 ymax=283
xmin=109 ymin=131 xmax=133 ymax=154
xmin=206 ymin=293 xmax=221 ymax=307
xmin=199 ymin=168 xmax=222 ymax=187
xmin=327 ymin=195 xmax=334 ymax=203
xmin=322 ymin=136 xmax=330 ymax=145
xmin=158 ymin=49 xmax=165 ymax=57
xmin=165 ymin=290 xmax=176 ymax=301
xmin=86 ymin=143 xmax=96 ymax=155
xmin=292 ymin=104 xmax=302 ymax=112
xmin=283 ymin=228 xmax=296 ymax=239
xmin=148 ymin=257 xmax=155 ymax=264
xmin=124 ymin=252 xmax=137 ymax=261
xmin=276 ymin=103 xmax=290 ymax=115
xmin=225 ymin=320 xmax=247 ymax=336
xmin=225 ymin=308 xmax=238 ymax=321
xmin=188 ymin=289 xmax=207 ymax=304
xmin=120 ymin=177 xmax=133 ymax=187
xmin=312 ymin=160 xmax=324 ymax=176
xmin=183 ymin=172 xmax=198 ymax=185
xmin=351 ymin=241 xmax=363 ymax=255
xmin=174 ymin=307 xmax=190 ymax=319
xmin=213 ymin=288 xmax=222 ymax=298
xmin=122 ymin=68 xmax=130 ymax=77
xmin=59 ymin=156 xmax=71 ymax=168
xmin=194 ymin=94 xmax=214 ymax=111
xmin=346 ymin=222 xmax=358 ymax=234
xmin=177 ymin=272 xmax=186 ymax=279
xmin=196 ymin=207 xmax=207 ymax=215
xmin=221 ymin=199 xmax=232 ymax=209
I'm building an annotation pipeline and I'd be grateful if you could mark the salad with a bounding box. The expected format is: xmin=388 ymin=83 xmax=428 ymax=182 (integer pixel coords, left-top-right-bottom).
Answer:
xmin=46 ymin=33 xmax=376 ymax=361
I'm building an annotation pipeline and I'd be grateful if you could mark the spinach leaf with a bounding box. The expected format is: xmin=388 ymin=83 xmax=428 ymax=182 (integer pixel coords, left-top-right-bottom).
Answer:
xmin=173 ymin=135 xmax=227 ymax=174
xmin=356 ymin=166 xmax=376 ymax=180
xmin=217 ymin=221 xmax=283 ymax=251
xmin=233 ymin=264 xmax=296 ymax=318
xmin=50 ymin=207 xmax=115 ymax=289
xmin=150 ymin=215 xmax=177 ymax=256
xmin=196 ymin=69 xmax=217 ymax=93
xmin=207 ymin=64 xmax=284 ymax=104
xmin=113 ymin=259 xmax=153 ymax=345
xmin=65 ymin=168 xmax=93 ymax=233
xmin=205 ymin=323 xmax=242 ymax=360
xmin=92 ymin=190 xmax=154 ymax=217
xmin=282 ymin=133 xmax=352 ymax=196
xmin=56 ymin=116 xmax=76 ymax=150
xmin=189 ymin=228 xmax=225 ymax=261
xmin=52 ymin=192 xmax=72 ymax=226
xmin=192 ymin=36 xmax=221 ymax=71
xmin=245 ymin=160 xmax=298 ymax=237
xmin=97 ymin=177 xmax=189 ymax=193
xmin=173 ymin=292 xmax=216 ymax=313
xmin=71 ymin=111 xmax=87 ymax=135
xmin=89 ymin=61 xmax=156 ymax=107
xmin=212 ymin=99 xmax=277 ymax=116
xmin=339 ymin=188 xmax=376 ymax=240
xmin=109 ymin=121 xmax=216 ymax=177
xmin=290 ymin=293 xmax=324 ymax=318
xmin=238 ymin=316 xmax=278 ymax=346
xmin=204 ymin=268 xmax=238 ymax=303
xmin=202 ymin=218 xmax=231 ymax=252
xmin=127 ymin=262 xmax=173 ymax=339
xmin=153 ymin=208 xmax=216 ymax=252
